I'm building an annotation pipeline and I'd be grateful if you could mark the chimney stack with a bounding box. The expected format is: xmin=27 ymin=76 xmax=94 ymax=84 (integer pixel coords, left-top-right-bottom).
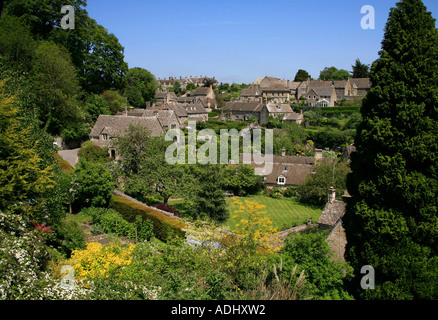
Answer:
xmin=281 ymin=147 xmax=286 ymax=157
xmin=314 ymin=149 xmax=323 ymax=160
xmin=328 ymin=187 xmax=336 ymax=203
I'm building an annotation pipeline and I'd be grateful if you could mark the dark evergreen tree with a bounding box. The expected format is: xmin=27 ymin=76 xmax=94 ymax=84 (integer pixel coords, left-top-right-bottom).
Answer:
xmin=351 ymin=59 xmax=370 ymax=78
xmin=294 ymin=69 xmax=311 ymax=82
xmin=344 ymin=0 xmax=438 ymax=299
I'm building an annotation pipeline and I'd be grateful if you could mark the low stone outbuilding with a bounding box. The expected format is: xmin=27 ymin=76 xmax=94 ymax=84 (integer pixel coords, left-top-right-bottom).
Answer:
xmin=318 ymin=187 xmax=349 ymax=261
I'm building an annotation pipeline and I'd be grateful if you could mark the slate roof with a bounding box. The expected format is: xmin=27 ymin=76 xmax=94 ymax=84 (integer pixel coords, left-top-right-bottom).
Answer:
xmin=349 ymin=78 xmax=371 ymax=89
xmin=223 ymin=102 xmax=263 ymax=112
xmin=262 ymin=84 xmax=290 ymax=92
xmin=240 ymin=87 xmax=262 ymax=96
xmin=90 ymin=115 xmax=164 ymax=138
xmin=318 ymin=200 xmax=347 ymax=227
xmin=308 ymin=86 xmax=336 ymax=97
xmin=141 ymin=110 xmax=178 ymax=127
xmin=238 ymin=153 xmax=316 ymax=186
xmin=265 ymin=103 xmax=294 ymax=113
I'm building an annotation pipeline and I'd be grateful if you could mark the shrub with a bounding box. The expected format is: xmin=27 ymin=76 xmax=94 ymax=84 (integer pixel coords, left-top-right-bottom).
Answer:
xmin=100 ymin=211 xmax=135 ymax=239
xmin=108 ymin=195 xmax=186 ymax=242
xmin=283 ymin=187 xmax=298 ymax=198
xmin=269 ymin=188 xmax=283 ymax=199
xmin=153 ymin=203 xmax=180 ymax=217
xmin=81 ymin=207 xmax=119 ymax=225
xmin=52 ymin=220 xmax=86 ymax=257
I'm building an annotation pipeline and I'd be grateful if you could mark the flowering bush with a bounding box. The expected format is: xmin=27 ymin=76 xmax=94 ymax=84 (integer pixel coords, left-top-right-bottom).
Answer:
xmin=68 ymin=242 xmax=135 ymax=280
xmin=231 ymin=199 xmax=282 ymax=254
xmin=0 ymin=211 xmax=92 ymax=299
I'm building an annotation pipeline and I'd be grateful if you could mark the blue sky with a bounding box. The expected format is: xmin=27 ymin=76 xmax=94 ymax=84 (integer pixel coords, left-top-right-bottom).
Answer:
xmin=85 ymin=0 xmax=438 ymax=84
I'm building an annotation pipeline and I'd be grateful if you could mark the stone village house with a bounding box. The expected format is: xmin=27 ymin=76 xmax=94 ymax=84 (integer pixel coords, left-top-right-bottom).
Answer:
xmin=234 ymin=149 xmax=324 ymax=189
xmin=90 ymin=115 xmax=165 ymax=159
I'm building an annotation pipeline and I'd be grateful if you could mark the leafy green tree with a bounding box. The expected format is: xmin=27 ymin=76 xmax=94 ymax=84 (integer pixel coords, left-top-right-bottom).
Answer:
xmin=344 ymin=0 xmax=438 ymax=300
xmin=281 ymin=229 xmax=353 ymax=300
xmin=298 ymin=158 xmax=351 ymax=205
xmin=319 ymin=67 xmax=351 ymax=81
xmin=81 ymin=22 xmax=128 ymax=93
xmin=100 ymin=89 xmax=126 ymax=114
xmin=351 ymin=59 xmax=370 ymax=78
xmin=190 ymin=165 xmax=229 ymax=223
xmin=74 ymin=160 xmax=115 ymax=207
xmin=0 ymin=15 xmax=36 ymax=71
xmin=0 ymin=81 xmax=65 ymax=225
xmin=31 ymin=41 xmax=82 ymax=137
xmin=294 ymin=69 xmax=311 ymax=82
xmin=4 ymin=0 xmax=128 ymax=94
xmin=116 ymin=124 xmax=152 ymax=175
xmin=221 ymin=165 xmax=263 ymax=196
xmin=186 ymin=83 xmax=197 ymax=91
xmin=173 ymin=80 xmax=182 ymax=96
xmin=85 ymin=94 xmax=110 ymax=123
xmin=124 ymin=67 xmax=157 ymax=107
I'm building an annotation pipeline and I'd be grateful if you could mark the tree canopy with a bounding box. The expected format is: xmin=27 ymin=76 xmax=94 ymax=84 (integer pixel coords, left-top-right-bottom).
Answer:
xmin=344 ymin=0 xmax=438 ymax=300
xmin=319 ymin=66 xmax=351 ymax=81
xmin=294 ymin=69 xmax=312 ymax=82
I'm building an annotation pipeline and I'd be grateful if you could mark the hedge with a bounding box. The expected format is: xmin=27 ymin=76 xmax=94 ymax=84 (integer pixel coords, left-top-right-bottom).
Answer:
xmin=108 ymin=195 xmax=186 ymax=242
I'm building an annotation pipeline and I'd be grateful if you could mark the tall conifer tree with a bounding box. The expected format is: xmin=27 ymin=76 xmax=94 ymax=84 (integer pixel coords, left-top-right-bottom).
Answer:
xmin=344 ymin=0 xmax=438 ymax=299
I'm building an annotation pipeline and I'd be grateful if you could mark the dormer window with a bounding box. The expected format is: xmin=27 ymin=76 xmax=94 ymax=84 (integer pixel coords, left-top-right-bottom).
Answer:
xmin=101 ymin=133 xmax=108 ymax=141
xmin=277 ymin=176 xmax=286 ymax=185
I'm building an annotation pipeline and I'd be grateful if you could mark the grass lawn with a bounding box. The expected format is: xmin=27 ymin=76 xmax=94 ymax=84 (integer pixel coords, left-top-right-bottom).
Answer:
xmin=225 ymin=196 xmax=323 ymax=231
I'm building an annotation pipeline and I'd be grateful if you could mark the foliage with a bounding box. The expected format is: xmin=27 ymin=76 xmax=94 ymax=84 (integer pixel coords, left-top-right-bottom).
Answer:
xmin=344 ymin=0 xmax=438 ymax=300
xmin=0 ymin=15 xmax=36 ymax=71
xmin=221 ymin=164 xmax=264 ymax=196
xmin=124 ymin=67 xmax=157 ymax=107
xmin=100 ymin=89 xmax=126 ymax=114
xmin=281 ymin=228 xmax=353 ymax=300
xmin=298 ymin=159 xmax=351 ymax=206
xmin=185 ymin=165 xmax=230 ymax=223
xmin=32 ymin=40 xmax=83 ymax=138
xmin=0 ymin=84 xmax=61 ymax=224
xmin=85 ymin=94 xmax=110 ymax=123
xmin=50 ymin=220 xmax=86 ymax=257
xmin=108 ymin=195 xmax=186 ymax=242
xmin=115 ymin=123 xmax=153 ymax=175
xmin=77 ymin=143 xmax=109 ymax=164
xmin=69 ymin=242 xmax=135 ymax=280
xmin=247 ymin=259 xmax=312 ymax=300
xmin=73 ymin=160 xmax=116 ymax=208
xmin=294 ymin=69 xmax=312 ymax=82
xmin=230 ymin=199 xmax=281 ymax=254
xmin=319 ymin=66 xmax=351 ymax=81
xmin=351 ymin=58 xmax=370 ymax=78
xmin=0 ymin=210 xmax=92 ymax=299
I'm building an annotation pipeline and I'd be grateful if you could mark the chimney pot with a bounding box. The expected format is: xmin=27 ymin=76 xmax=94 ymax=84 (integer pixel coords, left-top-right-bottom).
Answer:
xmin=328 ymin=187 xmax=336 ymax=203
xmin=281 ymin=147 xmax=286 ymax=157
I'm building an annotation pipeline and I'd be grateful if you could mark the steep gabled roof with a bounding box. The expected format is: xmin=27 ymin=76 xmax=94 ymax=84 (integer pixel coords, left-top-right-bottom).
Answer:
xmin=223 ymin=102 xmax=263 ymax=112
xmin=318 ymin=200 xmax=346 ymax=227
xmin=264 ymin=103 xmax=294 ymax=113
xmin=90 ymin=115 xmax=164 ymax=138
xmin=238 ymin=153 xmax=316 ymax=186
xmin=349 ymin=78 xmax=371 ymax=89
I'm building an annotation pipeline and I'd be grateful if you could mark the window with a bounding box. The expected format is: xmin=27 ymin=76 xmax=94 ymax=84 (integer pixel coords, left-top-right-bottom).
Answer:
xmin=277 ymin=176 xmax=286 ymax=185
xmin=101 ymin=134 xmax=108 ymax=141
xmin=283 ymin=166 xmax=288 ymax=171
xmin=171 ymin=124 xmax=176 ymax=129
